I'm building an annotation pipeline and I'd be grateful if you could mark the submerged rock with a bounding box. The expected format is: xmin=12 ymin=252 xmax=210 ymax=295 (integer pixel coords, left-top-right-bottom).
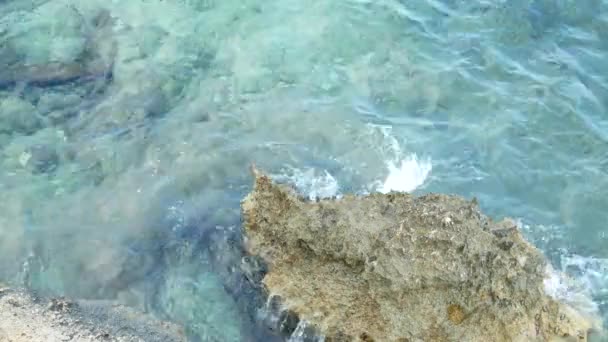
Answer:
xmin=241 ymin=167 xmax=604 ymax=341
xmin=0 ymin=97 xmax=42 ymax=135
xmin=24 ymin=144 xmax=59 ymax=174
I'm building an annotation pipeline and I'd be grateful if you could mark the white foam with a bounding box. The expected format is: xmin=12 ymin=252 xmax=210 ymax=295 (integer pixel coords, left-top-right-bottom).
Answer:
xmin=368 ymin=124 xmax=432 ymax=193
xmin=273 ymin=125 xmax=431 ymax=200
xmin=544 ymin=256 xmax=606 ymax=319
xmin=520 ymin=222 xmax=606 ymax=320
xmin=559 ymin=255 xmax=608 ymax=304
xmin=379 ymin=154 xmax=432 ymax=193
xmin=272 ymin=167 xmax=340 ymax=200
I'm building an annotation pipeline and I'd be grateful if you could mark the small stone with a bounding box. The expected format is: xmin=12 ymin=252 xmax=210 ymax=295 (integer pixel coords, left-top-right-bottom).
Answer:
xmin=447 ymin=304 xmax=465 ymax=325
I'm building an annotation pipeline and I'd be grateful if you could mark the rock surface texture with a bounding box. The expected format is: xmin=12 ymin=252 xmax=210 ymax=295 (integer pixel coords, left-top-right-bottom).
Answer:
xmin=241 ymin=168 xmax=603 ymax=342
xmin=0 ymin=286 xmax=186 ymax=342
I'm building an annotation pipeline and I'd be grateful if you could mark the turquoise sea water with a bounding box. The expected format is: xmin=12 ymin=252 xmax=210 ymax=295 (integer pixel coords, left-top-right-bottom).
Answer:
xmin=1 ymin=0 xmax=607 ymax=340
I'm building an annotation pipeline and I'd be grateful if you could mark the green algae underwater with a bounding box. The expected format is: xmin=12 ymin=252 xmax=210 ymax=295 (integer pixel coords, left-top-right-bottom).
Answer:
xmin=1 ymin=0 xmax=607 ymax=340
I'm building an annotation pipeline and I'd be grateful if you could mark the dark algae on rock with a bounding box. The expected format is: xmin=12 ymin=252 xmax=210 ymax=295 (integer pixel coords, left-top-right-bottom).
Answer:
xmin=241 ymin=166 xmax=604 ymax=342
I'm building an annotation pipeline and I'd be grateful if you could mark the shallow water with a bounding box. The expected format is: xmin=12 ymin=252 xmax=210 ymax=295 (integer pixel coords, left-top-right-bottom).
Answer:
xmin=1 ymin=0 xmax=607 ymax=340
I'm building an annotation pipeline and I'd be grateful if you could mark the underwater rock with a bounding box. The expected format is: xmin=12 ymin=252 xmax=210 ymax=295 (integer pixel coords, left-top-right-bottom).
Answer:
xmin=0 ymin=8 xmax=115 ymax=92
xmin=241 ymin=167 xmax=604 ymax=341
xmin=37 ymin=93 xmax=83 ymax=115
xmin=0 ymin=97 xmax=42 ymax=135
xmin=0 ymin=61 xmax=112 ymax=90
xmin=24 ymin=144 xmax=59 ymax=174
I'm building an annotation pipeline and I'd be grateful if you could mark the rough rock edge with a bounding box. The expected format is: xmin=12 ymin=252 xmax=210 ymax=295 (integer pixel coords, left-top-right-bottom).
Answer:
xmin=0 ymin=286 xmax=186 ymax=342
xmin=241 ymin=166 xmax=605 ymax=342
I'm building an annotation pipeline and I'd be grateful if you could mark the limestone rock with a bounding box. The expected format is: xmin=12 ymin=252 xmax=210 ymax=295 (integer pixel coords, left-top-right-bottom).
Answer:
xmin=241 ymin=167 xmax=603 ymax=342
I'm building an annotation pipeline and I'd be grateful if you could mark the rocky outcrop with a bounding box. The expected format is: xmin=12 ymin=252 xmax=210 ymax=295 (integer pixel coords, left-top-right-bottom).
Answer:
xmin=241 ymin=167 xmax=603 ymax=342
xmin=0 ymin=286 xmax=186 ymax=342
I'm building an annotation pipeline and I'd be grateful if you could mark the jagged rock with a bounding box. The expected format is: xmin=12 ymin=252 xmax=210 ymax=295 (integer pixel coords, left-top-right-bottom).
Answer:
xmin=241 ymin=167 xmax=604 ymax=342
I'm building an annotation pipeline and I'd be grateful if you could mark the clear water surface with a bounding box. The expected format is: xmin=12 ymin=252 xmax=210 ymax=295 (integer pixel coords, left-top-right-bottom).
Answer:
xmin=1 ymin=0 xmax=607 ymax=340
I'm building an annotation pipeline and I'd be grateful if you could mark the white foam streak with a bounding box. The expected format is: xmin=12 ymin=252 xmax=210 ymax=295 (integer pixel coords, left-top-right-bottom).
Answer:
xmin=274 ymin=125 xmax=432 ymax=201
xmin=369 ymin=124 xmax=432 ymax=193
xmin=272 ymin=167 xmax=340 ymax=200
xmin=544 ymin=257 xmax=605 ymax=318
xmin=379 ymin=155 xmax=432 ymax=194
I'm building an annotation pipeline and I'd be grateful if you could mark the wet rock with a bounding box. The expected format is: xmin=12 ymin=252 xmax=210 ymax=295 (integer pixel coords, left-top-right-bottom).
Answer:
xmin=279 ymin=309 xmax=300 ymax=336
xmin=241 ymin=167 xmax=604 ymax=342
xmin=152 ymin=267 xmax=244 ymax=342
xmin=158 ymin=223 xmax=282 ymax=342
xmin=241 ymin=254 xmax=268 ymax=285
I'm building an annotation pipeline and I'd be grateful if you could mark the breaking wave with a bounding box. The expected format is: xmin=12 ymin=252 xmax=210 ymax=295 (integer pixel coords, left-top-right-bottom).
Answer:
xmin=272 ymin=124 xmax=432 ymax=201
